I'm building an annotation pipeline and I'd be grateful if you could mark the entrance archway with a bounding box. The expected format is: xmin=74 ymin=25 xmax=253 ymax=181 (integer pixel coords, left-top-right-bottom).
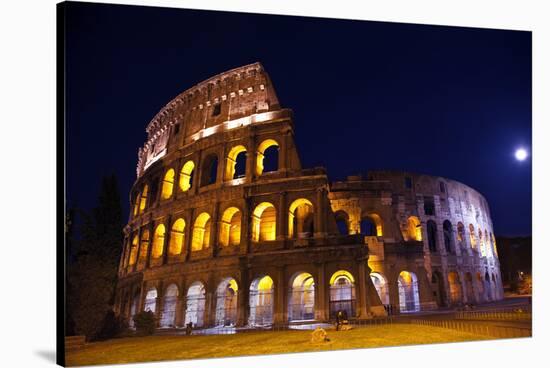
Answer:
xmin=215 ymin=278 xmax=239 ymax=327
xmin=329 ymin=270 xmax=356 ymax=318
xmin=288 ymin=272 xmax=315 ymax=321
xmin=249 ymin=275 xmax=274 ymax=326
xmin=184 ymin=281 xmax=206 ymax=328
xmin=431 ymin=271 xmax=446 ymax=307
xmin=398 ymin=271 xmax=420 ymax=313
xmin=370 ymin=272 xmax=389 ymax=305
xmin=160 ymin=284 xmax=178 ymax=328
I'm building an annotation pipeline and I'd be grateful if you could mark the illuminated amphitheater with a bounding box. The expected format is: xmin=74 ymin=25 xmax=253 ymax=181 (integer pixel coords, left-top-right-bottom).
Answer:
xmin=115 ymin=62 xmax=504 ymax=330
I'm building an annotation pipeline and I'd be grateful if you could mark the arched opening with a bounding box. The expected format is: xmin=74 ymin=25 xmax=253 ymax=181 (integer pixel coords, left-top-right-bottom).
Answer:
xmin=370 ymin=272 xmax=389 ymax=305
xmin=288 ymin=272 xmax=315 ymax=321
xmin=128 ymin=235 xmax=139 ymax=266
xmin=144 ymin=287 xmax=157 ymax=313
xmin=431 ymin=271 xmax=447 ymax=307
xmin=491 ymin=274 xmax=498 ymax=300
xmin=485 ymin=230 xmax=491 ymax=257
xmin=251 ymin=202 xmax=276 ymax=241
xmin=406 ymin=216 xmax=422 ymax=241
xmin=133 ymin=193 xmax=140 ymax=216
xmin=427 ymin=220 xmax=438 ymax=252
xmin=219 ymin=207 xmax=241 ymax=247
xmin=334 ymin=210 xmax=350 ymax=235
xmin=469 ymin=224 xmax=477 ymax=251
xmin=329 ymin=270 xmax=356 ymax=318
xmin=161 ymin=168 xmax=175 ymax=199
xmin=491 ymin=233 xmax=498 ymax=257
xmin=169 ymin=218 xmax=185 ymax=256
xmin=465 ymin=273 xmax=475 ymax=302
xmin=249 ymin=275 xmax=274 ymax=326
xmin=139 ymin=184 xmax=148 ymax=214
xmin=200 ymin=153 xmax=219 ymax=187
xmin=398 ymin=271 xmax=420 ymax=313
xmin=179 ymin=160 xmax=195 ymax=192
xmin=225 ymin=145 xmax=247 ymax=180
xmin=215 ymin=278 xmax=239 ymax=327
xmin=151 ymin=224 xmax=166 ymax=259
xmin=288 ymin=198 xmax=314 ymax=239
xmin=443 ymin=220 xmax=454 ymax=254
xmin=457 ymin=222 xmax=465 ymax=249
xmin=191 ymin=212 xmax=211 ymax=251
xmin=479 ymin=229 xmax=486 ymax=257
xmin=360 ymin=213 xmax=383 ymax=236
xmin=184 ymin=282 xmax=206 ymax=328
xmin=448 ymin=271 xmax=463 ymax=304
xmin=139 ymin=229 xmax=150 ymax=263
xmin=129 ymin=290 xmax=140 ymax=328
xmin=256 ymin=139 xmax=279 ymax=175
xmin=160 ymin=284 xmax=178 ymax=328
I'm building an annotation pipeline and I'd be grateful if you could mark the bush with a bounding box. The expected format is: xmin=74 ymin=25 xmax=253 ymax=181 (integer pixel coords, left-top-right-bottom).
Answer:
xmin=133 ymin=311 xmax=156 ymax=336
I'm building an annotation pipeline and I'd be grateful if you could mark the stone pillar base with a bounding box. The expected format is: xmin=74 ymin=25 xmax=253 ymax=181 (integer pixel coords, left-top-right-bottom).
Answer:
xmin=369 ymin=305 xmax=387 ymax=317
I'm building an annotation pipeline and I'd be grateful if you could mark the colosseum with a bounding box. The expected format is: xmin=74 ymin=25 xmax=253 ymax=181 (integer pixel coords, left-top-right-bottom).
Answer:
xmin=115 ymin=62 xmax=504 ymax=330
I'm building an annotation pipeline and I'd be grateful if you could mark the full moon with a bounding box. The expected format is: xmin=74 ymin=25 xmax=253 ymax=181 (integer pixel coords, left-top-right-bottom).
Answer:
xmin=515 ymin=148 xmax=528 ymax=161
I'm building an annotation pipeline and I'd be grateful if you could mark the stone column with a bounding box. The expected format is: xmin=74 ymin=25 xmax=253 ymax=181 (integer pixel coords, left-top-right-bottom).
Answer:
xmin=162 ymin=215 xmax=172 ymax=265
xmin=237 ymin=267 xmax=250 ymax=327
xmin=240 ymin=197 xmax=251 ymax=255
xmin=315 ymin=262 xmax=328 ymax=321
xmin=356 ymin=260 xmax=369 ymax=319
xmin=273 ymin=266 xmax=286 ymax=325
xmin=176 ymin=294 xmax=186 ymax=328
xmin=184 ymin=208 xmax=194 ymax=261
xmin=245 ymin=135 xmax=256 ymax=182
xmin=210 ymin=202 xmax=220 ymax=257
xmin=277 ymin=191 xmax=287 ymax=241
xmin=278 ymin=129 xmax=289 ymax=171
xmin=134 ymin=226 xmax=143 ymax=272
xmin=145 ymin=220 xmax=154 ymax=269
xmin=314 ymin=187 xmax=327 ymax=238
xmin=192 ymin=151 xmax=202 ymax=196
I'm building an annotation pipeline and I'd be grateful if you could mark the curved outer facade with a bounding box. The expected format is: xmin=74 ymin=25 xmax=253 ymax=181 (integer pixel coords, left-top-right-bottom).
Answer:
xmin=115 ymin=62 xmax=503 ymax=329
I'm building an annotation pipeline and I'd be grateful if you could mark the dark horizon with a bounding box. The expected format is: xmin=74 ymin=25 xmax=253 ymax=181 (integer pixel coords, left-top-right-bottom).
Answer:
xmin=65 ymin=2 xmax=532 ymax=236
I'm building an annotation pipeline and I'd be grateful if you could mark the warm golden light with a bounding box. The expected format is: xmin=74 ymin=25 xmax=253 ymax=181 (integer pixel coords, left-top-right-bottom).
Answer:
xmin=329 ymin=270 xmax=355 ymax=285
xmin=225 ymin=145 xmax=247 ymax=181
xmin=255 ymin=139 xmax=279 ymax=176
xmin=257 ymin=275 xmax=274 ymax=290
xmin=368 ymin=213 xmax=384 ymax=237
xmin=252 ymin=202 xmax=276 ymax=241
xmin=139 ymin=184 xmax=148 ymax=213
xmin=469 ymin=224 xmax=477 ymax=250
xmin=128 ymin=235 xmax=139 ymax=266
xmin=152 ymin=224 xmax=166 ymax=258
xmin=139 ymin=229 xmax=150 ymax=261
xmin=179 ymin=160 xmax=195 ymax=192
xmin=169 ymin=218 xmax=185 ymax=255
xmin=192 ymin=212 xmax=211 ymax=251
xmin=161 ymin=168 xmax=175 ymax=199
xmin=288 ymin=198 xmax=314 ymax=238
xmin=406 ymin=216 xmax=422 ymax=241
xmin=219 ymin=207 xmax=241 ymax=247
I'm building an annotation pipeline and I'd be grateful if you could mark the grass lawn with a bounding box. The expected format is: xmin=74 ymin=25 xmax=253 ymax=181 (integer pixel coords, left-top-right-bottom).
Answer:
xmin=66 ymin=324 xmax=490 ymax=366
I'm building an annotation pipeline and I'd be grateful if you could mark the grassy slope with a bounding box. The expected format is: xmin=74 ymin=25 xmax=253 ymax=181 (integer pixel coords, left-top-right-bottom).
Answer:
xmin=66 ymin=324 xmax=490 ymax=366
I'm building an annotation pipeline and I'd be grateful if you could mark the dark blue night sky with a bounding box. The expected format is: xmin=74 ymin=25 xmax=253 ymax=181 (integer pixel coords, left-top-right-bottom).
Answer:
xmin=65 ymin=2 xmax=532 ymax=236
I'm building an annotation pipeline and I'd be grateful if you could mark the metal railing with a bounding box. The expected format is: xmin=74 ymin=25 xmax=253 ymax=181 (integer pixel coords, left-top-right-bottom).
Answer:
xmin=409 ymin=318 xmax=531 ymax=339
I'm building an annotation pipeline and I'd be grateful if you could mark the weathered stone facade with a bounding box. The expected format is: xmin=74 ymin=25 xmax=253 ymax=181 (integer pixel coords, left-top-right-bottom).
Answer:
xmin=115 ymin=62 xmax=503 ymax=329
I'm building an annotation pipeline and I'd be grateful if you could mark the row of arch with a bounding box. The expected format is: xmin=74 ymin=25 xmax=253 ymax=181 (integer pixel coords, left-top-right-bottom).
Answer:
xmin=132 ymin=139 xmax=280 ymax=216
xmin=432 ymin=270 xmax=501 ymax=306
xmin=127 ymin=269 xmax=422 ymax=329
xmin=124 ymin=198 xmax=319 ymax=268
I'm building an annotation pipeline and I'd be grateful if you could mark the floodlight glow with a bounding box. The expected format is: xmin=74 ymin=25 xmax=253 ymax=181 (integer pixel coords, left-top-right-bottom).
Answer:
xmin=515 ymin=148 xmax=528 ymax=161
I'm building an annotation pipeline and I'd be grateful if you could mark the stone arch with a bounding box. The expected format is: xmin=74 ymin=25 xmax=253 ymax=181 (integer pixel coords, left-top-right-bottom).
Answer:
xmin=215 ymin=278 xmax=239 ymax=327
xmin=288 ymin=272 xmax=315 ymax=321
xmin=144 ymin=287 xmax=157 ymax=313
xmin=191 ymin=212 xmax=211 ymax=251
xmin=360 ymin=213 xmax=383 ymax=236
xmin=491 ymin=232 xmax=498 ymax=256
xmin=225 ymin=145 xmax=247 ymax=180
xmin=161 ymin=168 xmax=175 ymax=199
xmin=484 ymin=272 xmax=492 ymax=301
xmin=329 ymin=270 xmax=356 ymax=318
xmin=129 ymin=289 xmax=140 ymax=328
xmin=334 ymin=210 xmax=350 ymax=235
xmin=151 ymin=224 xmax=166 ymax=259
xmin=370 ymin=272 xmax=389 ymax=305
xmin=427 ymin=220 xmax=438 ymax=252
xmin=129 ymin=235 xmax=139 ymax=266
xmin=443 ymin=220 xmax=454 ymax=254
xmin=406 ymin=216 xmax=422 ymax=241
xmin=184 ymin=281 xmax=206 ymax=328
xmin=457 ymin=222 xmax=465 ymax=248
xmin=256 ymin=139 xmax=279 ymax=175
xmin=479 ymin=229 xmax=486 ymax=257
xmin=469 ymin=224 xmax=477 ymax=251
xmin=179 ymin=160 xmax=195 ymax=192
xmin=288 ymin=198 xmax=314 ymax=239
xmin=398 ymin=271 xmax=420 ymax=312
xmin=219 ymin=207 xmax=242 ymax=247
xmin=168 ymin=218 xmax=185 ymax=255
xmin=139 ymin=229 xmax=150 ymax=262
xmin=448 ymin=271 xmax=463 ymax=304
xmin=200 ymin=153 xmax=219 ymax=187
xmin=252 ymin=202 xmax=276 ymax=241
xmin=139 ymin=184 xmax=148 ymax=214
xmin=160 ymin=284 xmax=179 ymax=328
xmin=249 ymin=275 xmax=274 ymax=326
xmin=464 ymin=272 xmax=475 ymax=302
xmin=476 ymin=272 xmax=485 ymax=301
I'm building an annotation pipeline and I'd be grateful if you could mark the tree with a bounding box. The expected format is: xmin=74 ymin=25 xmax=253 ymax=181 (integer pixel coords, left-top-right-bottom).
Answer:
xmin=67 ymin=174 xmax=124 ymax=340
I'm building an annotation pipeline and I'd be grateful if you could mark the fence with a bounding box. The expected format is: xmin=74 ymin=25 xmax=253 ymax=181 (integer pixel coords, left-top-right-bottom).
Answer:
xmin=454 ymin=308 xmax=531 ymax=321
xmin=409 ymin=318 xmax=531 ymax=339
